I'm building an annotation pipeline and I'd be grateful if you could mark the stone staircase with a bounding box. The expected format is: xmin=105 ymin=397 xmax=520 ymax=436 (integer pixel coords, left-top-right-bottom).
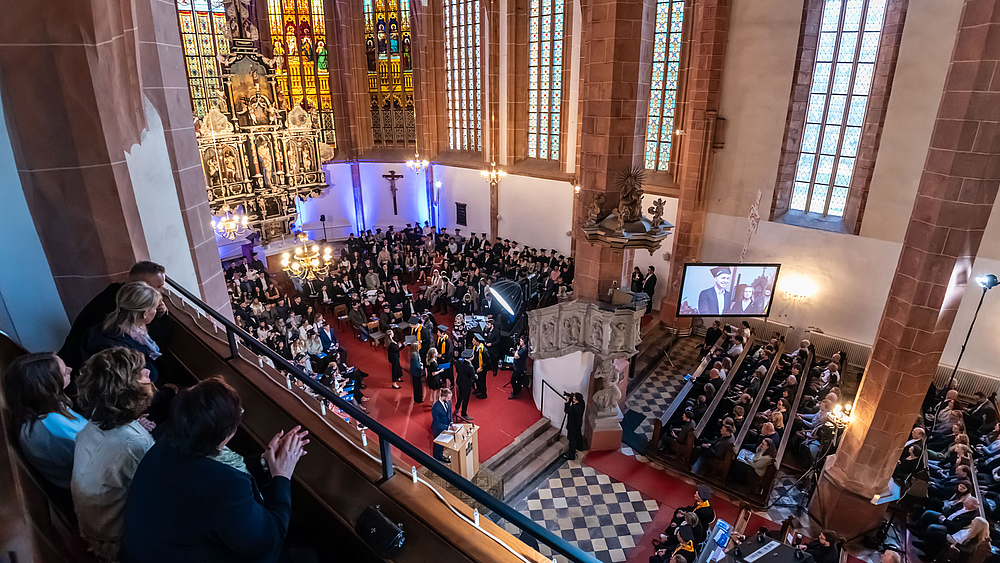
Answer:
xmin=485 ymin=418 xmax=567 ymax=500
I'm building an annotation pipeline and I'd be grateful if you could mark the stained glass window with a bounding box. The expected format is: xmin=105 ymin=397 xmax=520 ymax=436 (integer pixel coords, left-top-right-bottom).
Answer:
xmin=645 ymin=0 xmax=684 ymax=171
xmin=791 ymin=0 xmax=887 ymax=217
xmin=445 ymin=0 xmax=482 ymax=152
xmin=364 ymin=0 xmax=416 ymax=147
xmin=176 ymin=0 xmax=230 ymax=118
xmin=266 ymin=0 xmax=337 ymax=146
xmin=527 ymin=0 xmax=564 ymax=160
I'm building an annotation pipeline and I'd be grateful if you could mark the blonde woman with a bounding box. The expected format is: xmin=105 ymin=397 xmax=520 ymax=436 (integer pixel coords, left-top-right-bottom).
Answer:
xmin=83 ymin=281 xmax=163 ymax=382
xmin=72 ymin=347 xmax=156 ymax=561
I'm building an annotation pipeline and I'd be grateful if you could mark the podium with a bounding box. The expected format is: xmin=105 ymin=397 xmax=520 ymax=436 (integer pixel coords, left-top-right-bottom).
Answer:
xmin=434 ymin=423 xmax=480 ymax=479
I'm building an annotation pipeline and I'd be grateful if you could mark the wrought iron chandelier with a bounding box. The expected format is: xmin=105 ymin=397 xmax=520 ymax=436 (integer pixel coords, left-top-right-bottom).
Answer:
xmin=211 ymin=205 xmax=250 ymax=240
xmin=281 ymin=234 xmax=334 ymax=280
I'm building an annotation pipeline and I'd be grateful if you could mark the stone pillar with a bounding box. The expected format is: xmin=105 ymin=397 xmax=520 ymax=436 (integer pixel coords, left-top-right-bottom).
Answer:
xmin=811 ymin=0 xmax=1000 ymax=539
xmin=573 ymin=0 xmax=656 ymax=301
xmin=659 ymin=0 xmax=730 ymax=327
xmin=0 ymin=0 xmax=228 ymax=318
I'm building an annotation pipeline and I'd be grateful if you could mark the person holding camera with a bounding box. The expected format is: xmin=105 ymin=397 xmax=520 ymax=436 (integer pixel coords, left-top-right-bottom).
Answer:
xmin=509 ymin=335 xmax=529 ymax=399
xmin=564 ymin=392 xmax=585 ymax=460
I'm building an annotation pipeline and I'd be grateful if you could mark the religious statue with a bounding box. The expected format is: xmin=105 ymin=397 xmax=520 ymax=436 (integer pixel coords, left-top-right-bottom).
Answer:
xmin=205 ymin=153 xmax=222 ymax=186
xmin=257 ymin=140 xmax=275 ymax=187
xmin=585 ymin=194 xmax=605 ymax=226
xmin=365 ymin=36 xmax=377 ymax=71
xmin=615 ymin=166 xmax=645 ymax=224
xmin=648 ymin=198 xmax=666 ymax=229
xmin=591 ymin=358 xmax=623 ymax=416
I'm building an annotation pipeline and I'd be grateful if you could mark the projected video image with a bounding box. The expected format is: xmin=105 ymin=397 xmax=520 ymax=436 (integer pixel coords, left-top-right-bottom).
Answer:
xmin=677 ymin=263 xmax=781 ymax=317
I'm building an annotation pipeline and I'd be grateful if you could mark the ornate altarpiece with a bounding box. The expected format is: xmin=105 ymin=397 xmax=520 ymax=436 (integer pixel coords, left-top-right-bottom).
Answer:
xmin=196 ymin=33 xmax=334 ymax=243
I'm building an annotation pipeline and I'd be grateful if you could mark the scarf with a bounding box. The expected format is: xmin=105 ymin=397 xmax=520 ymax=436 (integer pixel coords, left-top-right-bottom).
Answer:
xmin=128 ymin=325 xmax=162 ymax=360
xmin=439 ymin=336 xmax=447 ymax=354
xmin=695 ymin=500 xmax=710 ymax=510
xmin=673 ymin=541 xmax=694 ymax=556
xmin=475 ymin=344 xmax=484 ymax=367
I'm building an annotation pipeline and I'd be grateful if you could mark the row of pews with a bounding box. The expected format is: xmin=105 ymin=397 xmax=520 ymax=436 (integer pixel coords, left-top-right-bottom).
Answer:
xmin=647 ymin=332 xmax=819 ymax=507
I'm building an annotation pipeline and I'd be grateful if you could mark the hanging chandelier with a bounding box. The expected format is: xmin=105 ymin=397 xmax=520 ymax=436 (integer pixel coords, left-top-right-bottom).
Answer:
xmin=406 ymin=150 xmax=430 ymax=173
xmin=211 ymin=205 xmax=250 ymax=240
xmin=281 ymin=234 xmax=333 ymax=280
xmin=480 ymin=160 xmax=507 ymax=184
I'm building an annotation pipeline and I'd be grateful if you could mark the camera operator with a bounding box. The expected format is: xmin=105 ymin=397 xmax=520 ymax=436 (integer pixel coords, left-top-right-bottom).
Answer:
xmin=564 ymin=392 xmax=586 ymax=460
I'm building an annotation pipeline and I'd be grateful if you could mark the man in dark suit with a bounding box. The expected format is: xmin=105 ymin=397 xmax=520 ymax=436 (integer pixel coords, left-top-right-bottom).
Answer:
xmin=693 ymin=423 xmax=734 ymax=475
xmin=700 ymin=320 xmax=723 ymax=350
xmin=454 ymin=355 xmax=477 ymax=421
xmin=483 ymin=317 xmax=501 ymax=377
xmin=431 ymin=388 xmax=454 ymax=463
xmin=642 ymin=266 xmax=658 ymax=314
xmin=697 ymin=266 xmax=733 ymax=315
xmin=911 ymin=496 xmax=980 ymax=555
xmin=58 ymin=261 xmax=167 ymax=371
xmin=659 ymin=409 xmax=696 ymax=453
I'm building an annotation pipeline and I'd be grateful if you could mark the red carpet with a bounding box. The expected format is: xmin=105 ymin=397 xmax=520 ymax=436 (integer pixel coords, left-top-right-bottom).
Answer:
xmin=583 ymin=450 xmax=780 ymax=562
xmin=330 ymin=294 xmax=542 ymax=466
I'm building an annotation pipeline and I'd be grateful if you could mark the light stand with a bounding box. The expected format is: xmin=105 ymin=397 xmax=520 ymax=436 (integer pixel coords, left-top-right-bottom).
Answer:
xmin=945 ymin=273 xmax=997 ymax=388
xmin=320 ymin=214 xmax=327 ymax=242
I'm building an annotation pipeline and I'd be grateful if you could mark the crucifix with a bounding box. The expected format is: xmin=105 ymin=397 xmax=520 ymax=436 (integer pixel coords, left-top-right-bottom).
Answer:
xmin=383 ymin=169 xmax=405 ymax=215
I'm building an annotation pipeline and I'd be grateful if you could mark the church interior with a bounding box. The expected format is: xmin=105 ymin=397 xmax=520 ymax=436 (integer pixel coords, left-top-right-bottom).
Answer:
xmin=1 ymin=0 xmax=1000 ymax=562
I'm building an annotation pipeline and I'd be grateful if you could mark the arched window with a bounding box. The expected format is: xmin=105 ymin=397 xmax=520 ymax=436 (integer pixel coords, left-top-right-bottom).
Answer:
xmin=175 ymin=0 xmax=230 ymax=118
xmin=791 ymin=0 xmax=887 ymax=217
xmin=645 ymin=0 xmax=685 ymax=171
xmin=527 ymin=0 xmax=564 ymax=160
xmin=364 ymin=0 xmax=416 ymax=147
xmin=265 ymin=0 xmax=337 ymax=146
xmin=445 ymin=0 xmax=482 ymax=152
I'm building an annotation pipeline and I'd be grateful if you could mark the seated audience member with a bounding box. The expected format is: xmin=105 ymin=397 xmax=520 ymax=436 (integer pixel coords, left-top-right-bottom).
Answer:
xmin=893 ymin=444 xmax=922 ymax=482
xmin=750 ymin=437 xmax=777 ymax=478
xmin=71 ymin=347 xmax=156 ymax=561
xmin=659 ymin=409 xmax=695 ymax=454
xmin=793 ymin=531 xmax=840 ymax=563
xmin=121 ymin=377 xmax=309 ymax=563
xmin=82 ymin=281 xmax=164 ymax=382
xmin=2 ymin=353 xmax=86 ymax=489
xmin=59 ymin=261 xmax=166 ymax=370
xmin=913 ymin=512 xmax=989 ymax=560
xmin=909 ymin=496 xmax=980 ymax=554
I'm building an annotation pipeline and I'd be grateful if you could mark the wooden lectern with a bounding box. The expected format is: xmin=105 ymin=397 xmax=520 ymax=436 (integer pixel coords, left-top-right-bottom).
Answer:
xmin=433 ymin=423 xmax=480 ymax=479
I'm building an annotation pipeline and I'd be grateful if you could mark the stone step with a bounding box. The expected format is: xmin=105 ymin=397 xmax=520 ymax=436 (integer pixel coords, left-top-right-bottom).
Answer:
xmin=484 ymin=417 xmax=554 ymax=472
xmin=493 ymin=424 xmax=561 ymax=483
xmin=502 ymin=434 xmax=567 ymax=500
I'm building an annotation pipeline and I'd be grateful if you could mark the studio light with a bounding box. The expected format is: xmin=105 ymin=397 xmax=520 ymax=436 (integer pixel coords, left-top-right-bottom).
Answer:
xmin=489 ymin=280 xmax=523 ymax=316
xmin=976 ymin=274 xmax=998 ymax=290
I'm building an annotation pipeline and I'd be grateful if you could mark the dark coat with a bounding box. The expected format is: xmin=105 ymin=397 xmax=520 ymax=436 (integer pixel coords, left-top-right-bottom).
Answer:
xmin=81 ymin=325 xmax=160 ymax=382
xmin=59 ymin=282 xmax=122 ymax=369
xmin=455 ymin=359 xmax=477 ymax=391
xmin=121 ymin=441 xmax=291 ymax=563
xmin=431 ymin=400 xmax=452 ymax=435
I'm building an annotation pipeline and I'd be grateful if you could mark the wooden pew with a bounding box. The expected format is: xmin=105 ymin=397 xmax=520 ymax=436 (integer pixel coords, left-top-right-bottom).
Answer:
xmin=693 ymin=329 xmax=755 ymax=440
xmin=647 ymin=334 xmax=726 ymax=465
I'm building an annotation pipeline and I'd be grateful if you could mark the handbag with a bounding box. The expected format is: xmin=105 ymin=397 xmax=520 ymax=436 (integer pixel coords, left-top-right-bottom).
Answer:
xmin=355 ymin=505 xmax=405 ymax=558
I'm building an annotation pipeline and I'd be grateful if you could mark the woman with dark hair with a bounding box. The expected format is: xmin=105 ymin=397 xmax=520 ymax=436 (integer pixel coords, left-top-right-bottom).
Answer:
xmin=387 ymin=330 xmax=403 ymax=389
xmin=409 ymin=342 xmax=424 ymax=403
xmin=82 ymin=281 xmax=163 ymax=382
xmin=2 ymin=353 xmax=86 ymax=489
xmin=71 ymin=347 xmax=156 ymax=561
xmin=630 ymin=266 xmax=643 ymax=293
xmin=122 ymin=377 xmax=309 ymax=563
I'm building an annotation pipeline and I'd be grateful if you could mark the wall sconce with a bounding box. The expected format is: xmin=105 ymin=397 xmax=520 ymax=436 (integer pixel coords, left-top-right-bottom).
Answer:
xmin=574 ymin=185 xmax=581 ymax=194
xmin=781 ymin=273 xmax=816 ymax=303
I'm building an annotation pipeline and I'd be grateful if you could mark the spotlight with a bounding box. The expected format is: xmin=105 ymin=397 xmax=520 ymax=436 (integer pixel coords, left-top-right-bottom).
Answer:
xmin=489 ymin=280 xmax=523 ymax=316
xmin=976 ymin=274 xmax=998 ymax=290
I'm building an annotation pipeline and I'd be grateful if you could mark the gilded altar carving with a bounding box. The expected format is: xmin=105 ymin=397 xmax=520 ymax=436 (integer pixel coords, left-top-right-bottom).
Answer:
xmin=196 ymin=36 xmax=332 ymax=244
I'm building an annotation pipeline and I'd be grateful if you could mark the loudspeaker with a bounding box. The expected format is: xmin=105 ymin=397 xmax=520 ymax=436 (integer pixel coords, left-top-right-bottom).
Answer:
xmin=320 ymin=214 xmax=326 ymax=222
xmin=355 ymin=505 xmax=405 ymax=558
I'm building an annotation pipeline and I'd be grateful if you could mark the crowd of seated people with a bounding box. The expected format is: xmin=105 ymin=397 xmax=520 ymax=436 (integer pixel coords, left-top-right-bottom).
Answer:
xmin=900 ymin=386 xmax=998 ymax=562
xmin=3 ymin=260 xmax=311 ymax=562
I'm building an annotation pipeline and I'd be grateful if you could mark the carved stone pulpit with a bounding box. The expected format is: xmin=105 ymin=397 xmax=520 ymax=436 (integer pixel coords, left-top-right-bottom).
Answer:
xmin=527 ymin=300 xmax=645 ymax=450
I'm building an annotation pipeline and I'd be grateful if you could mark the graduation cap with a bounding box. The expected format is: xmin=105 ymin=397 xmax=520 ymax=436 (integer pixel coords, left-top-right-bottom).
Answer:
xmin=697 ymin=484 xmax=713 ymax=500
xmin=461 ymin=349 xmax=474 ymax=359
xmin=436 ymin=324 xmax=450 ymax=333
xmin=473 ymin=333 xmax=485 ymax=342
xmin=710 ymin=266 xmax=732 ymax=277
xmin=409 ymin=316 xmax=421 ymax=324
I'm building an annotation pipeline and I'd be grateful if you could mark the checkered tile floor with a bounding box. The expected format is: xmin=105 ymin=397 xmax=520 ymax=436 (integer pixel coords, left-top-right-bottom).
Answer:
xmin=500 ymin=459 xmax=659 ymax=563
xmin=625 ymin=337 xmax=702 ymax=440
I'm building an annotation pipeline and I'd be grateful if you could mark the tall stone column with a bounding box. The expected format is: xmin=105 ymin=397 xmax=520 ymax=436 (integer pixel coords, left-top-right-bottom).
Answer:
xmin=658 ymin=0 xmax=730 ymax=328
xmin=573 ymin=0 xmax=656 ymax=301
xmin=811 ymin=0 xmax=1000 ymax=539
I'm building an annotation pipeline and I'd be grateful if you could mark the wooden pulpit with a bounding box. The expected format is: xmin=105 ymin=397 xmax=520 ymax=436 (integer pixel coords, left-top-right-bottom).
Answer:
xmin=433 ymin=423 xmax=480 ymax=479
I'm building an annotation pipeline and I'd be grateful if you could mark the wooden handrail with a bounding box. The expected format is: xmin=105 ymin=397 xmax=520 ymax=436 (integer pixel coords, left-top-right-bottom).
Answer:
xmin=695 ymin=329 xmax=755 ymax=438
xmin=657 ymin=333 xmax=726 ymax=428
